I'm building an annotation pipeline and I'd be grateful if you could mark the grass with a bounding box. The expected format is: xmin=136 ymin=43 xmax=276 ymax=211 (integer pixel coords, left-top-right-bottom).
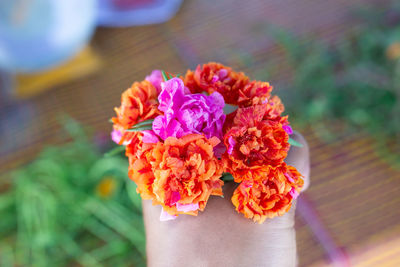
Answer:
xmin=0 ymin=118 xmax=146 ymax=266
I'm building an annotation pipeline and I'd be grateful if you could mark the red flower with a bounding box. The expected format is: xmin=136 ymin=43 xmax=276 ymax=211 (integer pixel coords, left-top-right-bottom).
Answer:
xmin=222 ymin=105 xmax=290 ymax=182
xmin=112 ymin=80 xmax=161 ymax=144
xmin=128 ymin=134 xmax=224 ymax=216
xmin=126 ymin=135 xmax=157 ymax=199
xmin=263 ymin=95 xmax=290 ymax=126
xmin=231 ymin=163 xmax=303 ymax=223
xmin=237 ymin=81 xmax=272 ymax=107
xmin=184 ymin=62 xmax=249 ymax=105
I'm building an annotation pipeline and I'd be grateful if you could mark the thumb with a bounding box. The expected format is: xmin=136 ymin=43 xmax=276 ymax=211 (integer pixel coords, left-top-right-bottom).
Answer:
xmin=286 ymin=131 xmax=310 ymax=191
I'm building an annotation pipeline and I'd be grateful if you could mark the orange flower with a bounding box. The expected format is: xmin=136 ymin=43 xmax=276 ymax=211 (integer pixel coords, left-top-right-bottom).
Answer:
xmin=222 ymin=105 xmax=290 ymax=182
xmin=258 ymin=95 xmax=290 ymax=128
xmin=231 ymin=163 xmax=303 ymax=223
xmin=237 ymin=81 xmax=272 ymax=107
xmin=128 ymin=141 xmax=156 ymax=200
xmin=184 ymin=62 xmax=249 ymax=105
xmin=125 ymin=132 xmax=145 ymax=164
xmin=112 ymin=80 xmax=161 ymax=144
xmin=129 ymin=134 xmax=224 ymax=216
xmin=264 ymin=95 xmax=284 ymax=119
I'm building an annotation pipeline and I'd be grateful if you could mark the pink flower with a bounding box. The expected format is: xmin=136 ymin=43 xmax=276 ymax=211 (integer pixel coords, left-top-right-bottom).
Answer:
xmin=289 ymin=187 xmax=299 ymax=199
xmin=160 ymin=208 xmax=177 ymax=221
xmin=111 ymin=129 xmax=131 ymax=145
xmin=142 ymin=130 xmax=160 ymax=144
xmin=153 ymin=78 xmax=226 ymax=141
xmin=284 ymin=172 xmax=295 ymax=183
xmin=176 ymin=202 xmax=200 ymax=213
xmin=282 ymin=125 xmax=293 ymax=135
xmin=145 ymin=70 xmax=163 ymax=93
xmin=227 ymin=136 xmax=236 ymax=155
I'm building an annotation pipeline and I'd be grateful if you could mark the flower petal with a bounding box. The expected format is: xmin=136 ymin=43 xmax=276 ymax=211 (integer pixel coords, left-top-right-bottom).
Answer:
xmin=282 ymin=125 xmax=293 ymax=135
xmin=289 ymin=187 xmax=299 ymax=199
xmin=111 ymin=129 xmax=122 ymax=144
xmin=145 ymin=70 xmax=163 ymax=93
xmin=111 ymin=129 xmax=131 ymax=145
xmin=176 ymin=202 xmax=199 ymax=212
xmin=142 ymin=130 xmax=160 ymax=144
xmin=160 ymin=208 xmax=177 ymax=221
xmin=227 ymin=136 xmax=236 ymax=155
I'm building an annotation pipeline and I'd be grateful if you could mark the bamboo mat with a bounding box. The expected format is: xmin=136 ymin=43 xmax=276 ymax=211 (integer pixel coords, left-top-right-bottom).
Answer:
xmin=1 ymin=0 xmax=399 ymax=266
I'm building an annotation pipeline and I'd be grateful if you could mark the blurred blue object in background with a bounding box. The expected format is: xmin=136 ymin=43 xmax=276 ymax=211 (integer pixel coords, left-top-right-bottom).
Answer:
xmin=0 ymin=0 xmax=96 ymax=73
xmin=97 ymin=0 xmax=182 ymax=27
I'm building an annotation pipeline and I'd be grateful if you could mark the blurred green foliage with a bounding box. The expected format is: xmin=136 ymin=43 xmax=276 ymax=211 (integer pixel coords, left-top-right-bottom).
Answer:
xmin=274 ymin=8 xmax=400 ymax=137
xmin=0 ymin=118 xmax=146 ymax=267
xmin=262 ymin=2 xmax=400 ymax=165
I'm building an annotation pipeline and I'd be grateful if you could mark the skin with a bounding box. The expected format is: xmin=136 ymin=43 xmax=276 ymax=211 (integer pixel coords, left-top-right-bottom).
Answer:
xmin=143 ymin=132 xmax=310 ymax=267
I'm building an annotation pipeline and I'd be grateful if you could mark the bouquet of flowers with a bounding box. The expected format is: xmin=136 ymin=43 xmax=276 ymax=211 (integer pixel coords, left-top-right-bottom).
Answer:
xmin=110 ymin=62 xmax=304 ymax=223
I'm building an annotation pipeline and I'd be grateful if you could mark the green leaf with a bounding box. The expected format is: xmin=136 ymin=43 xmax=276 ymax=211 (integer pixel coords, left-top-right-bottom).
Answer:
xmin=223 ymin=104 xmax=238 ymax=114
xmin=161 ymin=70 xmax=169 ymax=81
xmin=104 ymin=146 xmax=125 ymax=157
xmin=124 ymin=119 xmax=154 ymax=132
xmin=221 ymin=173 xmax=235 ymax=182
xmin=132 ymin=119 xmax=154 ymax=128
xmin=125 ymin=124 xmax=153 ymax=132
xmin=126 ymin=181 xmax=142 ymax=212
xmin=288 ymin=138 xmax=303 ymax=147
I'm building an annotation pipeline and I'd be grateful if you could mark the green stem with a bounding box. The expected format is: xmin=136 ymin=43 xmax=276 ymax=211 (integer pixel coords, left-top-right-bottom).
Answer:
xmin=161 ymin=70 xmax=169 ymax=81
xmin=288 ymin=137 xmax=303 ymax=147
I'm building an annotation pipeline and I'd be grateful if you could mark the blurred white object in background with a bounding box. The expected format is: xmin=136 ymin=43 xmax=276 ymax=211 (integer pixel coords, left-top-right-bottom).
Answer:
xmin=0 ymin=0 xmax=96 ymax=73
xmin=97 ymin=0 xmax=182 ymax=27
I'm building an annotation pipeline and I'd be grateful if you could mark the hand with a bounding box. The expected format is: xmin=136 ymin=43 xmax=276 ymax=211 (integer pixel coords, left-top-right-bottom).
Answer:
xmin=143 ymin=132 xmax=310 ymax=267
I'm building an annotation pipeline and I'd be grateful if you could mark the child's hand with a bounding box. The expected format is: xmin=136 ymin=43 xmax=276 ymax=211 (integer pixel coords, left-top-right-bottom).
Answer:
xmin=143 ymin=132 xmax=310 ymax=267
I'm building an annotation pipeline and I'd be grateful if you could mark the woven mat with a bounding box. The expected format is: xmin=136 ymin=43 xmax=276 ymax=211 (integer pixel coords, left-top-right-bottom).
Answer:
xmin=1 ymin=0 xmax=399 ymax=266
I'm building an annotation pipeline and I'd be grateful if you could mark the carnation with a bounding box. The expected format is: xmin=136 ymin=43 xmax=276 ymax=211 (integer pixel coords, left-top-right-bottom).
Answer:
xmin=237 ymin=81 xmax=272 ymax=107
xmin=153 ymin=78 xmax=226 ymax=142
xmin=111 ymin=80 xmax=161 ymax=144
xmin=184 ymin=62 xmax=249 ymax=105
xmin=128 ymin=142 xmax=155 ymax=200
xmin=145 ymin=69 xmax=163 ymax=93
xmin=129 ymin=134 xmax=224 ymax=216
xmin=110 ymin=63 xmax=304 ymax=223
xmin=222 ymin=104 xmax=290 ymax=182
xmin=231 ymin=163 xmax=303 ymax=223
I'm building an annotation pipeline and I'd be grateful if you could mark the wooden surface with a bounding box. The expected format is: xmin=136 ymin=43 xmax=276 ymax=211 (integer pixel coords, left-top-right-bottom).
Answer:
xmin=1 ymin=0 xmax=399 ymax=266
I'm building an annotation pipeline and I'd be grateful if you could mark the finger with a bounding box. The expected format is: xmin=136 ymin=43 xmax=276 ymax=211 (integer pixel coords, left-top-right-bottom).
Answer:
xmin=143 ymin=183 xmax=298 ymax=267
xmin=143 ymin=131 xmax=310 ymax=267
xmin=285 ymin=131 xmax=310 ymax=191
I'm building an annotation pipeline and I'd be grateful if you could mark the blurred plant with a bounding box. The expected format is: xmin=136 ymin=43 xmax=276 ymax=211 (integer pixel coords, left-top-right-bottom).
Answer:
xmin=264 ymin=2 xmax=400 ymax=166
xmin=0 ymin=118 xmax=145 ymax=266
